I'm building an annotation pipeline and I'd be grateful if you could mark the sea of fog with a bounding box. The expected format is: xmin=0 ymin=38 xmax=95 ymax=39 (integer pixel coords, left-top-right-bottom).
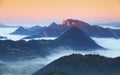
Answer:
xmin=0 ymin=27 xmax=57 ymax=41
xmin=0 ymin=27 xmax=120 ymax=75
xmin=0 ymin=27 xmax=27 ymax=40
xmin=99 ymin=25 xmax=120 ymax=29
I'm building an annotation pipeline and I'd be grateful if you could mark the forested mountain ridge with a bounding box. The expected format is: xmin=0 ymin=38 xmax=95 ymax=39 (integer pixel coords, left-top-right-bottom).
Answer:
xmin=32 ymin=54 xmax=120 ymax=75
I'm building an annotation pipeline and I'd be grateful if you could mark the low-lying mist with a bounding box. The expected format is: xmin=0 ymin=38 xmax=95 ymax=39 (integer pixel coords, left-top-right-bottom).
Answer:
xmin=0 ymin=38 xmax=120 ymax=75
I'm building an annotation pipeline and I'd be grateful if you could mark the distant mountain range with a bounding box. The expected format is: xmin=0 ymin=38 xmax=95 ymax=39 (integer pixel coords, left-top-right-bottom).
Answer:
xmin=14 ymin=19 xmax=120 ymax=39
xmin=0 ymin=23 xmax=19 ymax=28
xmin=24 ymin=22 xmax=68 ymax=38
xmin=11 ymin=26 xmax=31 ymax=35
xmin=11 ymin=26 xmax=47 ymax=35
xmin=99 ymin=22 xmax=120 ymax=27
xmin=0 ymin=23 xmax=7 ymax=27
xmin=0 ymin=26 xmax=103 ymax=61
xmin=32 ymin=54 xmax=120 ymax=75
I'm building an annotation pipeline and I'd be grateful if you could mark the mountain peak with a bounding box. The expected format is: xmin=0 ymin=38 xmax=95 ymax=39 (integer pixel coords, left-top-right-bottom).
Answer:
xmin=57 ymin=26 xmax=90 ymax=41
xmin=62 ymin=19 xmax=91 ymax=28
xmin=56 ymin=26 xmax=103 ymax=50
xmin=49 ymin=22 xmax=58 ymax=28
xmin=11 ymin=26 xmax=31 ymax=35
xmin=62 ymin=19 xmax=76 ymax=26
xmin=18 ymin=26 xmax=25 ymax=30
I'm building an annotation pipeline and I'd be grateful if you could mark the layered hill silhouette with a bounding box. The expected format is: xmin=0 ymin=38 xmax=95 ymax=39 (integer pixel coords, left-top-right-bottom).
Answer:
xmin=32 ymin=54 xmax=120 ymax=75
xmin=25 ymin=22 xmax=68 ymax=38
xmin=0 ymin=26 xmax=103 ymax=61
xmin=24 ymin=19 xmax=120 ymax=39
xmin=11 ymin=26 xmax=46 ymax=35
xmin=11 ymin=26 xmax=31 ymax=35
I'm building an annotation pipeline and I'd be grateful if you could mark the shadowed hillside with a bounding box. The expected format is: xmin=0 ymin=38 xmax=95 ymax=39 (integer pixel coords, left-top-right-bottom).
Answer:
xmin=54 ymin=26 xmax=103 ymax=50
xmin=32 ymin=54 xmax=120 ymax=75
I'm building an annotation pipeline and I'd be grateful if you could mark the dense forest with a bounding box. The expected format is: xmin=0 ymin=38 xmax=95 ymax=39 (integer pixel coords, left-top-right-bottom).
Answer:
xmin=33 ymin=54 xmax=120 ymax=75
xmin=0 ymin=40 xmax=52 ymax=61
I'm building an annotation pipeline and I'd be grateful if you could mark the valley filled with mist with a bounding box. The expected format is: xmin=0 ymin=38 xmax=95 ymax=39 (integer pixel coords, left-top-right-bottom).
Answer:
xmin=1 ymin=0 xmax=120 ymax=74
xmin=0 ymin=22 xmax=120 ymax=75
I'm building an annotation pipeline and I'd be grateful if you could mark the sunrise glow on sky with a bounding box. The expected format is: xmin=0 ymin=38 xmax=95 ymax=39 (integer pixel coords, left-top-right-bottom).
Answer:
xmin=0 ymin=0 xmax=120 ymax=26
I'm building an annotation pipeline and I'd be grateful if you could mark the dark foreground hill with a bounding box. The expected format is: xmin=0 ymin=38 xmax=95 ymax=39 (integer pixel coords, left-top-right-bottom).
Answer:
xmin=32 ymin=54 xmax=120 ymax=75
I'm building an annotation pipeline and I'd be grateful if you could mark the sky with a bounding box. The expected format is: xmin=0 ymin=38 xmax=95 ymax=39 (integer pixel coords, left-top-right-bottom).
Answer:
xmin=0 ymin=0 xmax=120 ymax=26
